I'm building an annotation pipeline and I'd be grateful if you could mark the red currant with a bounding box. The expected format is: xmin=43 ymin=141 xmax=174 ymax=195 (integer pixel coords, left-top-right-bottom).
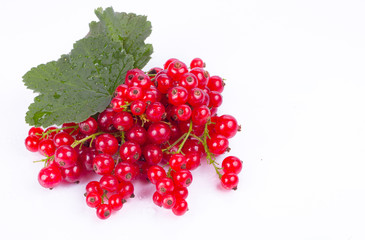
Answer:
xmin=221 ymin=173 xmax=239 ymax=190
xmin=190 ymin=67 xmax=210 ymax=88
xmin=96 ymin=204 xmax=112 ymax=220
xmin=215 ymin=115 xmax=239 ymax=139
xmin=78 ymin=148 xmax=97 ymax=171
xmin=207 ymin=134 xmax=229 ymax=155
xmin=85 ymin=181 xmax=104 ymax=196
xmin=97 ymin=108 xmax=116 ymax=133
xmin=28 ymin=127 xmax=43 ymax=139
xmin=173 ymin=187 xmax=188 ymax=199
xmin=86 ymin=192 xmax=102 ymax=208
xmin=161 ymin=193 xmax=176 ymax=209
xmin=143 ymin=144 xmax=163 ymax=165
xmin=117 ymin=180 xmax=134 ymax=199
xmin=207 ymin=76 xmax=224 ymax=93
xmin=130 ymin=100 xmax=146 ymax=116
xmin=191 ymin=105 xmax=211 ymax=125
xmin=153 ymin=191 xmax=163 ymax=207
xmin=110 ymin=97 xmax=128 ymax=112
xmin=222 ymin=156 xmax=242 ymax=174
xmin=187 ymin=88 xmax=205 ymax=107
xmin=38 ymin=165 xmax=62 ymax=189
xmin=147 ymin=122 xmax=171 ymax=144
xmin=175 ymin=104 xmax=192 ymax=121
xmin=172 ymin=198 xmax=188 ymax=216
xmin=163 ymin=58 xmax=179 ymax=69
xmin=186 ymin=152 xmax=201 ymax=171
xmin=95 ymin=133 xmax=119 ymax=155
xmin=156 ymin=73 xmax=173 ymax=94
xmin=156 ymin=177 xmax=175 ymax=195
xmin=169 ymin=154 xmax=187 ymax=171
xmin=25 ymin=135 xmax=40 ymax=152
xmin=190 ymin=58 xmax=205 ymax=69
xmin=99 ymin=174 xmax=119 ymax=192
xmin=167 ymin=60 xmax=188 ymax=80
xmin=61 ymin=122 xmax=80 ymax=136
xmin=172 ymin=169 xmax=193 ymax=188
xmin=38 ymin=139 xmax=56 ymax=157
xmin=179 ymin=72 xmax=198 ymax=91
xmin=115 ymin=162 xmax=139 ymax=182
xmin=126 ymin=125 xmax=147 ymax=145
xmin=125 ymin=68 xmax=144 ymax=86
xmin=114 ymin=84 xmax=128 ymax=98
xmin=147 ymin=165 xmax=167 ymax=184
xmin=79 ymin=117 xmax=98 ymax=135
xmin=168 ymin=86 xmax=188 ymax=106
xmin=208 ymin=91 xmax=223 ymax=108
xmin=61 ymin=163 xmax=82 ymax=183
xmin=113 ymin=111 xmax=134 ymax=131
xmin=119 ymin=141 xmax=142 ymax=163
xmin=54 ymin=145 xmax=78 ymax=168
xmin=109 ymin=193 xmax=124 ymax=211
xmin=146 ymin=102 xmax=166 ymax=122
xmin=127 ymin=86 xmax=144 ymax=101
xmin=53 ymin=132 xmax=75 ymax=148
xmin=93 ymin=153 xmax=115 ymax=175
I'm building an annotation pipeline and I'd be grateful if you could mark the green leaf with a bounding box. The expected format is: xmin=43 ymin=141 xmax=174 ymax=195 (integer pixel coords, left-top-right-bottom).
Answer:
xmin=89 ymin=7 xmax=153 ymax=69
xmin=24 ymin=36 xmax=134 ymax=127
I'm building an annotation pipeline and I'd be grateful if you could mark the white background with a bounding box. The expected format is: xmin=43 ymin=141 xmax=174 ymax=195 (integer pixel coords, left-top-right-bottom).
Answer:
xmin=1 ymin=0 xmax=365 ymax=239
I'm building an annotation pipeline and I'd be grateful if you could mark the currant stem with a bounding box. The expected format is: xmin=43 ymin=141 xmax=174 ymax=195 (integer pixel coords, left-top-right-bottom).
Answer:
xmin=71 ymin=132 xmax=105 ymax=148
xmin=162 ymin=133 xmax=187 ymax=152
xmin=177 ymin=120 xmax=193 ymax=154
xmin=38 ymin=125 xmax=78 ymax=139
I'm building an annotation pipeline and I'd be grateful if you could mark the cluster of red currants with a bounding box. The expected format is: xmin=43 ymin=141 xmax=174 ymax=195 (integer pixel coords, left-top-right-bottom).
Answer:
xmin=25 ymin=57 xmax=242 ymax=219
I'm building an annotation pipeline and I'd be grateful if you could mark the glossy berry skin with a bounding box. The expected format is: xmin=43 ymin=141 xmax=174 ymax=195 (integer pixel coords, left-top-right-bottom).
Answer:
xmin=130 ymin=100 xmax=146 ymax=116
xmin=163 ymin=58 xmax=179 ymax=69
xmin=188 ymin=88 xmax=205 ymax=107
xmin=176 ymin=104 xmax=192 ymax=121
xmin=25 ymin=135 xmax=40 ymax=152
xmin=208 ymin=91 xmax=223 ymax=108
xmin=156 ymin=73 xmax=173 ymax=94
xmin=79 ymin=117 xmax=98 ymax=135
xmin=172 ymin=170 xmax=193 ymax=188
xmin=167 ymin=60 xmax=188 ymax=80
xmin=115 ymin=162 xmax=139 ymax=182
xmin=179 ymin=72 xmax=198 ymax=91
xmin=114 ymin=84 xmax=129 ymax=98
xmin=172 ymin=198 xmax=188 ymax=216
xmin=61 ymin=122 xmax=79 ymax=136
xmin=185 ymin=152 xmax=201 ymax=171
xmin=178 ymin=121 xmax=205 ymax=137
xmin=85 ymin=181 xmax=104 ymax=196
xmin=113 ymin=111 xmax=134 ymax=131
xmin=222 ymin=156 xmax=242 ymax=174
xmin=147 ymin=122 xmax=171 ymax=144
xmin=38 ymin=166 xmax=62 ymax=189
xmin=221 ymin=173 xmax=239 ymax=190
xmin=38 ymin=139 xmax=56 ymax=157
xmin=110 ymin=97 xmax=128 ymax=112
xmin=126 ymin=125 xmax=147 ymax=145
xmin=127 ymin=86 xmax=144 ymax=101
xmin=117 ymin=181 xmax=134 ymax=199
xmin=54 ymin=145 xmax=78 ymax=168
xmin=131 ymin=73 xmax=152 ymax=90
xmin=86 ymin=192 xmax=102 ymax=208
xmin=152 ymin=191 xmax=163 ymax=207
xmin=182 ymin=139 xmax=204 ymax=157
xmin=207 ymin=76 xmax=224 ymax=93
xmin=99 ymin=174 xmax=119 ymax=192
xmin=53 ymin=132 xmax=75 ymax=148
xmin=96 ymin=204 xmax=112 ymax=220
xmin=169 ymin=154 xmax=187 ymax=171
xmin=143 ymin=144 xmax=163 ymax=165
xmin=191 ymin=105 xmax=211 ymax=125
xmin=156 ymin=177 xmax=175 ymax=195
xmin=28 ymin=127 xmax=44 ymax=139
xmin=161 ymin=194 xmax=176 ymax=209
xmin=173 ymin=187 xmax=188 ymax=200
xmin=215 ymin=115 xmax=239 ymax=139
xmin=190 ymin=67 xmax=210 ymax=88
xmin=61 ymin=163 xmax=82 ymax=183
xmin=119 ymin=141 xmax=142 ymax=163
xmin=44 ymin=127 xmax=58 ymax=140
xmin=97 ymin=108 xmax=116 ymax=132
xmin=95 ymin=134 xmax=119 ymax=155
xmin=109 ymin=193 xmax=124 ymax=211
xmin=93 ymin=153 xmax=115 ymax=175
xmin=125 ymin=68 xmax=144 ymax=86
xmin=207 ymin=134 xmax=229 ymax=155
xmin=190 ymin=58 xmax=205 ymax=69
xmin=78 ymin=148 xmax=97 ymax=171
xmin=147 ymin=165 xmax=167 ymax=184
xmin=146 ymin=102 xmax=166 ymax=122
xmin=168 ymin=86 xmax=188 ymax=106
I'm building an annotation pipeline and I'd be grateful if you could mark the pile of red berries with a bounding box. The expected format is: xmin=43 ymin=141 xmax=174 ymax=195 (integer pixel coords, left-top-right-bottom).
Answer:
xmin=25 ymin=58 xmax=242 ymax=219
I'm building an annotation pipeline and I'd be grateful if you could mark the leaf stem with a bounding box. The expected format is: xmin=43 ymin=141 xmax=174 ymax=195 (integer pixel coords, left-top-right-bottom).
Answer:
xmin=71 ymin=132 xmax=105 ymax=148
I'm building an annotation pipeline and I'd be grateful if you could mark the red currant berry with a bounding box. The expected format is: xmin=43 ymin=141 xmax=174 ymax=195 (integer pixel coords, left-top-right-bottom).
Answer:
xmin=127 ymin=86 xmax=144 ymax=101
xmin=38 ymin=165 xmax=62 ymax=189
xmin=97 ymin=108 xmax=117 ymax=133
xmin=190 ymin=57 xmax=205 ymax=68
xmin=179 ymin=72 xmax=198 ymax=91
xmin=207 ymin=134 xmax=229 ymax=155
xmin=28 ymin=127 xmax=44 ymax=139
xmin=86 ymin=192 xmax=102 ymax=208
xmin=109 ymin=193 xmax=124 ymax=211
xmin=222 ymin=156 xmax=242 ymax=174
xmin=172 ymin=198 xmax=188 ymax=216
xmin=143 ymin=144 xmax=163 ymax=165
xmin=79 ymin=117 xmax=98 ymax=135
xmin=156 ymin=73 xmax=173 ymax=94
xmin=96 ymin=204 xmax=112 ymax=220
xmin=207 ymin=76 xmax=224 ymax=93
xmin=156 ymin=177 xmax=175 ymax=195
xmin=167 ymin=60 xmax=188 ymax=80
xmin=114 ymin=84 xmax=128 ymax=98
xmin=54 ymin=145 xmax=78 ymax=168
xmin=173 ymin=187 xmax=188 ymax=199
xmin=188 ymin=88 xmax=205 ymax=107
xmin=95 ymin=134 xmax=119 ymax=155
xmin=110 ymin=97 xmax=128 ymax=112
xmin=164 ymin=58 xmax=179 ymax=69
xmin=215 ymin=115 xmax=239 ymax=139
xmin=131 ymin=73 xmax=152 ymax=90
xmin=93 ymin=153 xmax=115 ymax=175
xmin=85 ymin=181 xmax=104 ymax=196
xmin=44 ymin=127 xmax=58 ymax=140
xmin=38 ymin=139 xmax=56 ymax=157
xmin=115 ymin=162 xmax=139 ymax=182
xmin=146 ymin=102 xmax=166 ymax=122
xmin=191 ymin=105 xmax=211 ymax=125
xmin=147 ymin=122 xmax=171 ymax=144
xmin=178 ymin=121 xmax=205 ymax=137
xmin=168 ymin=86 xmax=188 ymax=106
xmin=113 ymin=111 xmax=134 ymax=131
xmin=161 ymin=193 xmax=176 ymax=209
xmin=152 ymin=191 xmax=163 ymax=207
xmin=99 ymin=174 xmax=119 ymax=192
xmin=119 ymin=141 xmax=142 ymax=163
xmin=221 ymin=173 xmax=239 ymax=190
xmin=117 ymin=180 xmax=135 ymax=199
xmin=147 ymin=165 xmax=167 ymax=184
xmin=172 ymin=169 xmax=193 ymax=188
xmin=190 ymin=67 xmax=210 ymax=88
xmin=61 ymin=163 xmax=82 ymax=183
xmin=53 ymin=132 xmax=75 ymax=148
xmin=186 ymin=152 xmax=201 ymax=171
xmin=78 ymin=148 xmax=97 ymax=171
xmin=208 ymin=91 xmax=223 ymax=108
xmin=125 ymin=68 xmax=144 ymax=86
xmin=175 ymin=104 xmax=192 ymax=121
xmin=130 ymin=100 xmax=146 ymax=116
xmin=126 ymin=125 xmax=147 ymax=145
xmin=25 ymin=135 xmax=40 ymax=152
xmin=169 ymin=154 xmax=187 ymax=171
xmin=182 ymin=138 xmax=204 ymax=157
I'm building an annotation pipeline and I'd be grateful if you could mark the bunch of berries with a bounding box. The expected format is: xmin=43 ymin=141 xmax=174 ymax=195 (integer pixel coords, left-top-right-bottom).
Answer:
xmin=25 ymin=58 xmax=242 ymax=219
